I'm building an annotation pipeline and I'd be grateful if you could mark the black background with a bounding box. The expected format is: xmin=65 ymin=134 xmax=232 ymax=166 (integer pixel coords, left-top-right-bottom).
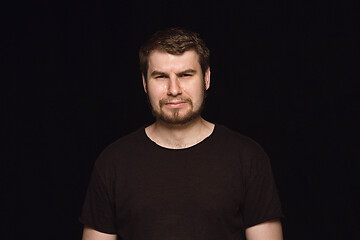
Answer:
xmin=3 ymin=0 xmax=359 ymax=239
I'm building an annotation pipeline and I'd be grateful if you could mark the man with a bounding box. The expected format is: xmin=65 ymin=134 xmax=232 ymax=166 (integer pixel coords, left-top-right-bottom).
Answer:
xmin=80 ymin=27 xmax=283 ymax=240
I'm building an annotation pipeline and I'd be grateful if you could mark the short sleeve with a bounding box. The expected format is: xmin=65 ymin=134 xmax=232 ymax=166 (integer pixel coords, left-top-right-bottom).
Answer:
xmin=241 ymin=145 xmax=283 ymax=228
xmin=79 ymin=162 xmax=117 ymax=234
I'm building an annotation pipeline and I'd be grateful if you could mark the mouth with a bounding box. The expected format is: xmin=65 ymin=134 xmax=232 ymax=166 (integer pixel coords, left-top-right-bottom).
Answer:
xmin=165 ymin=101 xmax=187 ymax=108
xmin=160 ymin=99 xmax=190 ymax=109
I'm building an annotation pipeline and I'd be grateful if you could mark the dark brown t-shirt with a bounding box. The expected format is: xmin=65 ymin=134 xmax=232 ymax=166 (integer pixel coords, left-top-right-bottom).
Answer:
xmin=80 ymin=124 xmax=282 ymax=239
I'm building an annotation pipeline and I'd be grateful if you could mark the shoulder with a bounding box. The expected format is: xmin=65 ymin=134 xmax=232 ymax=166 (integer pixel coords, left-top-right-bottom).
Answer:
xmin=93 ymin=127 xmax=146 ymax=171
xmin=214 ymin=124 xmax=265 ymax=153
xmin=104 ymin=127 xmax=145 ymax=154
xmin=214 ymin=125 xmax=275 ymax=189
xmin=213 ymin=124 xmax=271 ymax=170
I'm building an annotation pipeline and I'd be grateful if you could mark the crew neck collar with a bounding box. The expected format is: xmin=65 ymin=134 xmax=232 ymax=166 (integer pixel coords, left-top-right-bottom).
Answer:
xmin=143 ymin=124 xmax=217 ymax=151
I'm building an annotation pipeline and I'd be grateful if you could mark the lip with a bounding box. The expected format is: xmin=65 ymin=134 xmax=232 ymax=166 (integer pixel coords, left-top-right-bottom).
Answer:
xmin=165 ymin=101 xmax=187 ymax=108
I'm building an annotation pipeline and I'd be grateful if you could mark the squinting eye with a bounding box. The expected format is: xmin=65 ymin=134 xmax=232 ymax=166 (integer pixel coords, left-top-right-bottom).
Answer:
xmin=181 ymin=74 xmax=192 ymax=77
xmin=155 ymin=75 xmax=166 ymax=79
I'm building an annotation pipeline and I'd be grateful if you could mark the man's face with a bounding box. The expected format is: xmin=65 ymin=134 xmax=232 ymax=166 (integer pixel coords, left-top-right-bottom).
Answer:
xmin=143 ymin=50 xmax=210 ymax=125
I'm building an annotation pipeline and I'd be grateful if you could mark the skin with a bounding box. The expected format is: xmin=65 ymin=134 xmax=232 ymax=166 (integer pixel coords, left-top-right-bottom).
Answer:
xmin=82 ymin=50 xmax=283 ymax=239
xmin=83 ymin=220 xmax=283 ymax=240
xmin=245 ymin=219 xmax=283 ymax=240
xmin=82 ymin=226 xmax=116 ymax=240
xmin=143 ymin=50 xmax=214 ymax=149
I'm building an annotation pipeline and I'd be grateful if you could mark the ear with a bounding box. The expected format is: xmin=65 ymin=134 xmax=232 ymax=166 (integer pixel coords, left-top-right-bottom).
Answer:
xmin=142 ymin=74 xmax=147 ymax=93
xmin=204 ymin=67 xmax=211 ymax=90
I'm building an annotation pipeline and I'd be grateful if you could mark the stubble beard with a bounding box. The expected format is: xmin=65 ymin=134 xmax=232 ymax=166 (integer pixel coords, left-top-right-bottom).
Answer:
xmin=147 ymin=87 xmax=206 ymax=126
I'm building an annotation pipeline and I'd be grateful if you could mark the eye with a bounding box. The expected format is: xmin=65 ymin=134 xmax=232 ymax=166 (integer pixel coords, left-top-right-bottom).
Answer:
xmin=180 ymin=73 xmax=192 ymax=78
xmin=155 ymin=75 xmax=166 ymax=79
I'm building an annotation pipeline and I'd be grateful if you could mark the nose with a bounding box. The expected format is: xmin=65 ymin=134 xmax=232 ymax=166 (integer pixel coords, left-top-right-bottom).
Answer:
xmin=167 ymin=75 xmax=182 ymax=96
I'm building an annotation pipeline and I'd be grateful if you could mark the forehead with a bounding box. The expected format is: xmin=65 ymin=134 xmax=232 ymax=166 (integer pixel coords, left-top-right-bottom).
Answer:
xmin=147 ymin=50 xmax=201 ymax=74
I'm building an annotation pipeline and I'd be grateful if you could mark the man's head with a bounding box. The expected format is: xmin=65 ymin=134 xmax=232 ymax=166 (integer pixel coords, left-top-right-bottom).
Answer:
xmin=139 ymin=28 xmax=211 ymax=125
xmin=139 ymin=27 xmax=210 ymax=80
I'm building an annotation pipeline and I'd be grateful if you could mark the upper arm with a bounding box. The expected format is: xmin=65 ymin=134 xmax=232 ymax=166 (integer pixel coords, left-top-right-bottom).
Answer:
xmin=245 ymin=219 xmax=283 ymax=240
xmin=82 ymin=226 xmax=117 ymax=240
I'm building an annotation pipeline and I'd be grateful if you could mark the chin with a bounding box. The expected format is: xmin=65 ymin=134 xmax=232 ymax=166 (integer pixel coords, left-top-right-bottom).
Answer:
xmin=158 ymin=111 xmax=201 ymax=125
xmin=150 ymin=100 xmax=205 ymax=125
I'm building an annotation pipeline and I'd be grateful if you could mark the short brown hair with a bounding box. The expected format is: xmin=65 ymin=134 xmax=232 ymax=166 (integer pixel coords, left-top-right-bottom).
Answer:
xmin=139 ymin=27 xmax=210 ymax=78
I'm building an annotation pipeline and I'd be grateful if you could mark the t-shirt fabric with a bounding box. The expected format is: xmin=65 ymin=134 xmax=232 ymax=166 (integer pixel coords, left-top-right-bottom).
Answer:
xmin=80 ymin=124 xmax=282 ymax=240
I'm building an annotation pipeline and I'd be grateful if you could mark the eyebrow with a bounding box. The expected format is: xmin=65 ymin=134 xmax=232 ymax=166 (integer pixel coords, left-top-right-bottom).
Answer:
xmin=177 ymin=69 xmax=197 ymax=76
xmin=150 ymin=69 xmax=197 ymax=77
xmin=150 ymin=71 xmax=167 ymax=77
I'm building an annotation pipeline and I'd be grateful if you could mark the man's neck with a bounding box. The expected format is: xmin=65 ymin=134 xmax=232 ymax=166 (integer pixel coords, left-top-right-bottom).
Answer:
xmin=145 ymin=117 xmax=215 ymax=149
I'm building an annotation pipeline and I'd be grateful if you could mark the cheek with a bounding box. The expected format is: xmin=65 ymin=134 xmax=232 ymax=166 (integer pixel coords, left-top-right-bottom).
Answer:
xmin=186 ymin=82 xmax=204 ymax=98
xmin=147 ymin=84 xmax=167 ymax=101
